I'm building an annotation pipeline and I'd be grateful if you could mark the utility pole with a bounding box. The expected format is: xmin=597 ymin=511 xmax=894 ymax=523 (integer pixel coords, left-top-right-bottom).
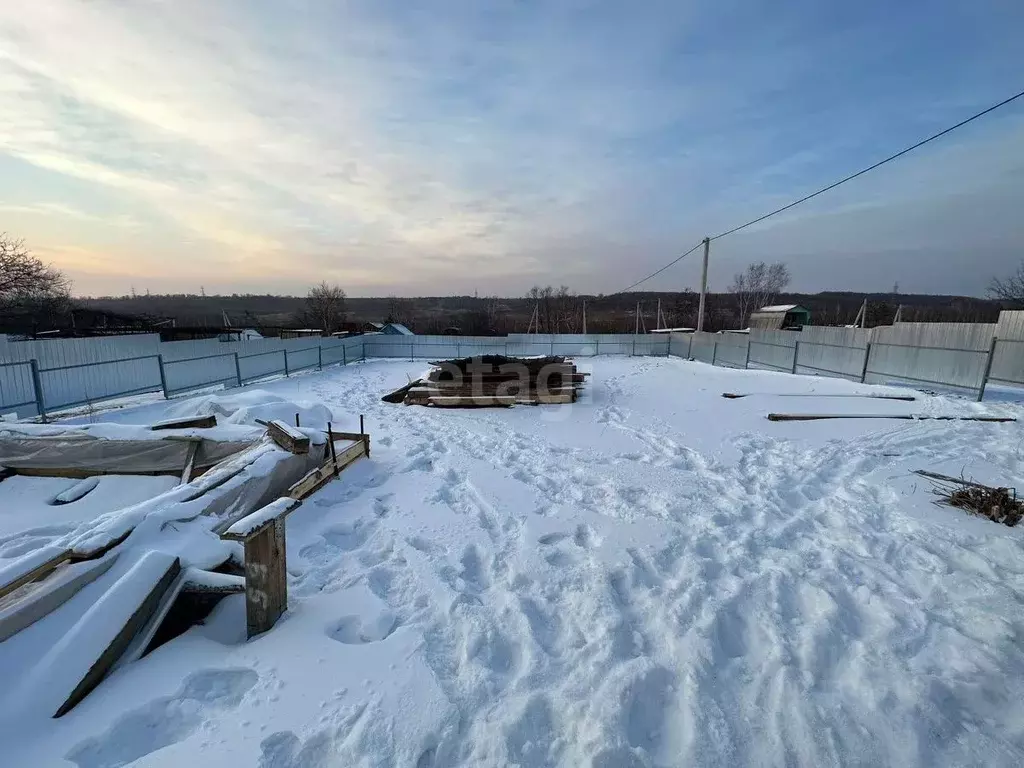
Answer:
xmin=634 ymin=301 xmax=641 ymax=335
xmin=697 ymin=237 xmax=710 ymax=332
xmin=656 ymin=298 xmax=662 ymax=331
xmin=582 ymin=299 xmax=587 ymax=334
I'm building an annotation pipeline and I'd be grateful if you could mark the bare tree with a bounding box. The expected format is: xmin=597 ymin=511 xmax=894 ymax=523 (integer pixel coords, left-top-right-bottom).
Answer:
xmin=729 ymin=261 xmax=791 ymax=328
xmin=305 ymin=281 xmax=346 ymax=333
xmin=0 ymin=233 xmax=71 ymax=312
xmin=989 ymin=262 xmax=1024 ymax=305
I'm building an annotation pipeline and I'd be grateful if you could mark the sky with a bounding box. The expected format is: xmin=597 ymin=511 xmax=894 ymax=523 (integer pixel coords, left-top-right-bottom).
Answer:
xmin=1 ymin=0 xmax=1023 ymax=299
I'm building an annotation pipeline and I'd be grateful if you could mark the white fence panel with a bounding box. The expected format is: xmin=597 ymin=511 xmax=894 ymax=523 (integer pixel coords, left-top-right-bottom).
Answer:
xmin=864 ymin=343 xmax=988 ymax=394
xmin=989 ymin=338 xmax=1024 ymax=387
xmin=163 ymin=353 xmax=238 ymax=396
xmin=285 ymin=345 xmax=321 ymax=374
xmin=668 ymin=333 xmax=692 ymax=358
xmin=0 ymin=361 xmax=39 ymax=418
xmin=794 ymin=342 xmax=867 ymax=381
xmin=238 ymin=349 xmax=286 ymax=384
xmin=689 ymin=332 xmax=717 ymax=364
xmin=39 ymin=356 xmax=162 ymax=411
xmin=713 ymin=336 xmax=749 ymax=369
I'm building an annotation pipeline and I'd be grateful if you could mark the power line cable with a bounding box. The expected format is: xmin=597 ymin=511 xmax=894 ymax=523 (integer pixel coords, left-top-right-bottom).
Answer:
xmin=608 ymin=87 xmax=1024 ymax=295
xmin=710 ymin=88 xmax=1024 ymax=241
xmin=610 ymin=240 xmax=705 ymax=295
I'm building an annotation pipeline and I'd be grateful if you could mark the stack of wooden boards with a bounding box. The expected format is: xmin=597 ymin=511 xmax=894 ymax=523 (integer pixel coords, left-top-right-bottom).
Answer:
xmin=385 ymin=355 xmax=588 ymax=408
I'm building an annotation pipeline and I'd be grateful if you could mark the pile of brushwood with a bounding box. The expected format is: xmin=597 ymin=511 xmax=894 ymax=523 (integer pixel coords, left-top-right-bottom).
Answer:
xmin=916 ymin=470 xmax=1024 ymax=527
xmin=382 ymin=355 xmax=587 ymax=408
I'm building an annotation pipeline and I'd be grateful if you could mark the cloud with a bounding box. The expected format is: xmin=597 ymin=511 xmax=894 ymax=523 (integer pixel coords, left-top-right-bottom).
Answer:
xmin=0 ymin=0 xmax=1022 ymax=296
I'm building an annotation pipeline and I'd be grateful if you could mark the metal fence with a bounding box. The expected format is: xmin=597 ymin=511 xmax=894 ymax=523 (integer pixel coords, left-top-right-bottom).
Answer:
xmin=668 ymin=329 xmax=1016 ymax=401
xmin=0 ymin=336 xmax=368 ymax=420
xmin=0 ymin=332 xmax=668 ymax=420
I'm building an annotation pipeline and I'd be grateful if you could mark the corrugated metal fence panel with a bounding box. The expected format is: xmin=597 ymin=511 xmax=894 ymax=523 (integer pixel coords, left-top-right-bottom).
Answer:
xmin=163 ymin=353 xmax=238 ymax=396
xmin=285 ymin=345 xmax=321 ymax=373
xmin=668 ymin=333 xmax=692 ymax=358
xmin=872 ymin=323 xmax=996 ymax=351
xmin=0 ymin=334 xmax=162 ymax=368
xmin=39 ymin=356 xmax=162 ymax=411
xmin=864 ymin=343 xmax=988 ymax=394
xmin=0 ymin=361 xmax=39 ymax=417
xmin=801 ymin=326 xmax=871 ymax=348
xmin=996 ymin=311 xmax=1024 ymax=340
xmin=238 ymin=349 xmax=287 ymax=383
xmin=747 ymin=330 xmax=797 ymax=372
xmin=689 ymin=332 xmax=717 ymax=364
xmin=988 ymin=339 xmax=1024 ymax=386
xmin=795 ymin=342 xmax=867 ymax=381
xmin=713 ymin=336 xmax=749 ymax=368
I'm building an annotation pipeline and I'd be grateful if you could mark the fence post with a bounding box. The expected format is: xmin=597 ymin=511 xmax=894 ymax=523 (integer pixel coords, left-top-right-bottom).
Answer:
xmin=551 ymin=337 xmax=555 ymax=356
xmin=283 ymin=349 xmax=290 ymax=377
xmin=234 ymin=353 xmax=242 ymax=387
xmin=318 ymin=345 xmax=323 ymax=370
xmin=29 ymin=359 xmax=47 ymax=422
xmin=362 ymin=342 xmax=366 ymax=361
xmin=791 ymin=341 xmax=800 ymax=374
xmin=977 ymin=336 xmax=998 ymax=402
xmin=711 ymin=341 xmax=718 ymax=366
xmin=596 ymin=337 xmax=600 ymax=356
xmin=157 ymin=354 xmax=169 ymax=399
xmin=343 ymin=345 xmax=347 ymax=366
xmin=687 ymin=334 xmax=693 ymax=359
xmin=859 ymin=343 xmax=872 ymax=383
xmin=744 ymin=341 xmax=751 ymax=369
xmin=411 ymin=343 xmax=414 ymax=362
xmin=632 ymin=336 xmax=636 ymax=356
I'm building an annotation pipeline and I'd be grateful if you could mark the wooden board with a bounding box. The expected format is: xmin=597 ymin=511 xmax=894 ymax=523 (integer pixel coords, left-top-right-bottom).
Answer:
xmin=287 ymin=441 xmax=366 ymax=500
xmin=150 ymin=415 xmax=218 ymax=430
xmin=767 ymin=413 xmax=1017 ymax=422
xmin=0 ymin=555 xmax=119 ymax=642
xmin=55 ymin=554 xmax=181 ymax=717
xmin=266 ymin=420 xmax=310 ymax=454
xmin=243 ymin=518 xmax=287 ymax=638
xmin=179 ymin=440 xmax=199 ymax=485
xmin=427 ymin=396 xmax=516 ymax=408
xmin=0 ymin=547 xmax=72 ymax=601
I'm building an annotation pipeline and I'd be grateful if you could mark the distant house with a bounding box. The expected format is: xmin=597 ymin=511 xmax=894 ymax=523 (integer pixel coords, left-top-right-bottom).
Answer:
xmin=748 ymin=304 xmax=810 ymax=330
xmin=380 ymin=323 xmax=414 ymax=335
xmin=280 ymin=328 xmax=324 ymax=339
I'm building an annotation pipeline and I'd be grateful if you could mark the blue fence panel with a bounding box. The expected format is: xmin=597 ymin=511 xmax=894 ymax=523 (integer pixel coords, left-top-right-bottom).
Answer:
xmin=285 ymin=346 xmax=320 ymax=374
xmin=0 ymin=361 xmax=40 ymax=417
xmin=39 ymin=356 xmax=162 ymax=411
xmin=163 ymin=353 xmax=238 ymax=396
xmin=238 ymin=350 xmax=286 ymax=384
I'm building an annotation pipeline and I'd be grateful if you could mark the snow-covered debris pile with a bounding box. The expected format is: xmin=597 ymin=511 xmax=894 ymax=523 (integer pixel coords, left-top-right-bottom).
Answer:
xmin=162 ymin=389 xmax=333 ymax=430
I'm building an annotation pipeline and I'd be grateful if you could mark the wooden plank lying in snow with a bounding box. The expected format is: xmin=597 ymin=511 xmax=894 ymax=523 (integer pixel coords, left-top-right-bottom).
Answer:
xmin=266 ymin=419 xmax=310 ymax=454
xmin=53 ymin=552 xmax=181 ymax=717
xmin=150 ymin=415 xmax=218 ymax=430
xmin=0 ymin=546 xmax=72 ymax=601
xmin=767 ymin=413 xmax=1016 ymax=422
xmin=427 ymin=396 xmax=516 ymax=408
xmin=0 ymin=554 xmax=119 ymax=642
xmin=723 ymin=392 xmax=916 ymax=401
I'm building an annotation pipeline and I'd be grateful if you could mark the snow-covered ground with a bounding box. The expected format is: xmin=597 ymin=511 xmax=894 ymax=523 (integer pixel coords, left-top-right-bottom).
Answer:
xmin=6 ymin=357 xmax=1024 ymax=767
